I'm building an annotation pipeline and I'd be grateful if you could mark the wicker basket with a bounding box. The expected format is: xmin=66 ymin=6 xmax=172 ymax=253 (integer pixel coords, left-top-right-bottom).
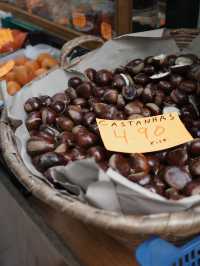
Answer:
xmin=1 ymin=29 xmax=200 ymax=249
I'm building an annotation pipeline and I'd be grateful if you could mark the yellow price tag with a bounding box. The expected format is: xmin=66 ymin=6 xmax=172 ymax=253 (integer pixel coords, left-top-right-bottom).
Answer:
xmin=0 ymin=29 xmax=14 ymax=49
xmin=97 ymin=113 xmax=193 ymax=153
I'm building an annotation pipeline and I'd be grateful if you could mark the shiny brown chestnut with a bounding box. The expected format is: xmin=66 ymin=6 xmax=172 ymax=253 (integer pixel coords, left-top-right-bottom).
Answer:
xmin=189 ymin=139 xmax=200 ymax=156
xmin=122 ymin=85 xmax=137 ymax=101
xmin=88 ymin=146 xmax=107 ymax=162
xmin=24 ymin=97 xmax=42 ymax=113
xmin=52 ymin=93 xmax=70 ymax=104
xmin=126 ymin=59 xmax=144 ymax=75
xmin=57 ymin=131 xmax=75 ymax=147
xmin=41 ymin=107 xmax=57 ymax=125
xmin=189 ymin=157 xmax=200 ymax=176
xmin=83 ymin=112 xmax=96 ymax=126
xmin=67 ymin=105 xmax=83 ymax=124
xmin=75 ymin=130 xmax=97 ymax=148
xmin=39 ymin=95 xmax=53 ymax=107
xmin=51 ymin=101 xmax=66 ymax=113
xmin=85 ymin=68 xmax=97 ymax=82
xmin=124 ymin=102 xmax=142 ymax=116
xmin=26 ymin=111 xmax=42 ymax=131
xmin=109 ymin=154 xmax=131 ymax=177
xmin=36 ymin=152 xmax=68 ymax=172
xmin=179 ymin=80 xmax=197 ymax=94
xmin=95 ymin=69 xmax=113 ymax=86
xmin=112 ymin=74 xmax=127 ymax=89
xmin=27 ymin=136 xmax=55 ymax=156
xmin=56 ymin=116 xmax=74 ymax=132
xmin=73 ymin=98 xmax=87 ymax=107
xmin=103 ymin=89 xmax=118 ymax=104
xmin=76 ymin=82 xmax=93 ymax=99
xmin=68 ymin=76 xmax=82 ymax=89
xmin=166 ymin=147 xmax=188 ymax=166
xmin=65 ymin=87 xmax=77 ymax=100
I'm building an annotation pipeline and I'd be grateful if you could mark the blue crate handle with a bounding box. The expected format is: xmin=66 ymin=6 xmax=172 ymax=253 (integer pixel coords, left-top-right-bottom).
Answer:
xmin=136 ymin=235 xmax=200 ymax=266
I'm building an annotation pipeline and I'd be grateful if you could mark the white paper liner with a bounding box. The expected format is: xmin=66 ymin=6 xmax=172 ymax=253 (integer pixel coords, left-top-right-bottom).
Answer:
xmin=2 ymin=29 xmax=200 ymax=214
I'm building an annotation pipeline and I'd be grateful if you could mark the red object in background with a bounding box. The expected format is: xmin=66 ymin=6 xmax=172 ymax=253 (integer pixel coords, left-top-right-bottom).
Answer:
xmin=0 ymin=30 xmax=28 ymax=54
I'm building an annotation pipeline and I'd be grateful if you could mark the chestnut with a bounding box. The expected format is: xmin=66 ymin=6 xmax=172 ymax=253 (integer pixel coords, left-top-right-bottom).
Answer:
xmin=56 ymin=116 xmax=74 ymax=132
xmin=158 ymin=81 xmax=172 ymax=93
xmin=51 ymin=101 xmax=66 ymax=113
xmin=143 ymin=65 xmax=155 ymax=75
xmin=88 ymin=146 xmax=107 ymax=162
xmin=103 ymin=89 xmax=118 ymax=104
xmin=170 ymin=74 xmax=183 ymax=88
xmin=179 ymin=80 xmax=197 ymax=94
xmin=165 ymin=188 xmax=183 ymax=200
xmin=57 ymin=131 xmax=75 ymax=147
xmin=117 ymin=94 xmax=126 ymax=109
xmin=24 ymin=97 xmax=42 ymax=113
xmin=36 ymin=152 xmax=68 ymax=172
xmin=26 ymin=111 xmax=42 ymax=131
xmin=112 ymin=74 xmax=126 ymax=89
xmin=75 ymin=130 xmax=97 ymax=148
xmin=76 ymin=82 xmax=93 ymax=99
xmin=166 ymin=147 xmax=188 ymax=166
xmin=109 ymin=154 xmax=131 ymax=177
xmin=189 ymin=157 xmax=200 ymax=176
xmin=85 ymin=68 xmax=97 ymax=82
xmin=184 ymin=179 xmax=200 ymax=196
xmin=68 ymin=76 xmax=82 ymax=89
xmin=27 ymin=136 xmax=55 ymax=156
xmin=134 ymin=73 xmax=149 ymax=85
xmin=129 ymin=153 xmax=150 ymax=174
xmin=128 ymin=172 xmax=150 ymax=184
xmin=124 ymin=102 xmax=142 ymax=116
xmin=39 ymin=95 xmax=53 ymax=107
xmin=189 ymin=139 xmax=200 ymax=156
xmin=170 ymin=89 xmax=188 ymax=105
xmin=68 ymin=147 xmax=86 ymax=161
xmin=95 ymin=69 xmax=113 ymax=86
xmin=122 ymin=85 xmax=137 ymax=101
xmin=126 ymin=59 xmax=144 ymax=75
xmin=83 ymin=112 xmax=96 ymax=126
xmin=65 ymin=87 xmax=77 ymax=100
xmin=93 ymin=103 xmax=110 ymax=118
xmin=142 ymin=83 xmax=155 ymax=102
xmin=72 ymin=98 xmax=87 ymax=107
xmin=145 ymin=103 xmax=160 ymax=115
xmin=41 ymin=107 xmax=57 ymax=125
xmin=68 ymin=105 xmax=83 ymax=123
xmin=39 ymin=125 xmax=59 ymax=138
xmin=54 ymin=143 xmax=68 ymax=154
xmin=161 ymin=166 xmax=191 ymax=190
xmin=93 ymin=86 xmax=106 ymax=98
xmin=52 ymin=93 xmax=70 ymax=104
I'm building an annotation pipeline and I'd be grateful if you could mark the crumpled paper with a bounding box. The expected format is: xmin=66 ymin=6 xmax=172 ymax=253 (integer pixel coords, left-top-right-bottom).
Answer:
xmin=3 ymin=29 xmax=200 ymax=214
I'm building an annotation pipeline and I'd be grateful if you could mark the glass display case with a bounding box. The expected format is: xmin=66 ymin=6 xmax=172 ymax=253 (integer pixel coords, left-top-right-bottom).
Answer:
xmin=0 ymin=0 xmax=167 ymax=44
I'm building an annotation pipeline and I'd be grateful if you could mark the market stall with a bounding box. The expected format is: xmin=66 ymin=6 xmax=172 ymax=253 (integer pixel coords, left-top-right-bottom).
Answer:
xmin=1 ymin=1 xmax=200 ymax=266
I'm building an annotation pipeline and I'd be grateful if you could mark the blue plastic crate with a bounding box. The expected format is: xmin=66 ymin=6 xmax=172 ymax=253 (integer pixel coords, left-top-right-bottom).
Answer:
xmin=136 ymin=236 xmax=200 ymax=266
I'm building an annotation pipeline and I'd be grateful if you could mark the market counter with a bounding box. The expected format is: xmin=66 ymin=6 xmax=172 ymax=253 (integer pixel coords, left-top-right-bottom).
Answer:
xmin=0 ymin=164 xmax=138 ymax=266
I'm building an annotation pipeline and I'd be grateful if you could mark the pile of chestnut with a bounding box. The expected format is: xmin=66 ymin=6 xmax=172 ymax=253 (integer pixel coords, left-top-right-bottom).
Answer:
xmin=24 ymin=53 xmax=200 ymax=200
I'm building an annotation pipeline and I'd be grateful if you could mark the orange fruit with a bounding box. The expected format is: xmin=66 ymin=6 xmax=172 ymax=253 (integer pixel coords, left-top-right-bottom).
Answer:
xmin=37 ymin=53 xmax=52 ymax=65
xmin=15 ymin=56 xmax=28 ymax=66
xmin=15 ymin=65 xmax=34 ymax=86
xmin=4 ymin=71 xmax=16 ymax=82
xmin=7 ymin=81 xmax=21 ymax=95
xmin=25 ymin=60 xmax=40 ymax=73
xmin=34 ymin=68 xmax=47 ymax=77
xmin=41 ymin=57 xmax=58 ymax=70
